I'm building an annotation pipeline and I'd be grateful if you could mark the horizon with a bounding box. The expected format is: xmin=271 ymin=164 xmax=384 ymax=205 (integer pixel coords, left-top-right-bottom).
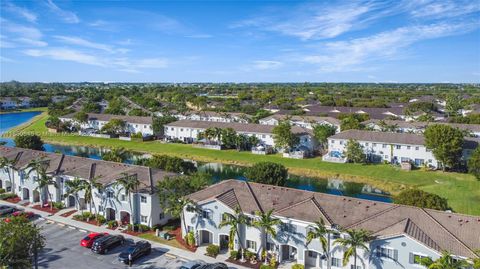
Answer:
xmin=1 ymin=0 xmax=480 ymax=83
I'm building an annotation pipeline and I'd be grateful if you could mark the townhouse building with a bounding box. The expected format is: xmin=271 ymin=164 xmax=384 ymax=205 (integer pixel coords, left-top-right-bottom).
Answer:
xmin=174 ymin=111 xmax=252 ymax=124
xmin=323 ymin=130 xmax=478 ymax=168
xmin=164 ymin=120 xmax=316 ymax=152
xmin=0 ymin=146 xmax=175 ymax=227
xmin=60 ymin=113 xmax=154 ymax=136
xmin=363 ymin=119 xmax=480 ymax=137
xmin=259 ymin=115 xmax=341 ymax=132
xmin=0 ymin=97 xmax=31 ymax=110
xmin=182 ymin=179 xmax=480 ymax=269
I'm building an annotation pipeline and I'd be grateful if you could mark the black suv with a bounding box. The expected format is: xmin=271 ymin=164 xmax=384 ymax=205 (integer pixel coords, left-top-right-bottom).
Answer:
xmin=91 ymin=234 xmax=125 ymax=254
xmin=199 ymin=263 xmax=228 ymax=269
xmin=118 ymin=241 xmax=151 ymax=264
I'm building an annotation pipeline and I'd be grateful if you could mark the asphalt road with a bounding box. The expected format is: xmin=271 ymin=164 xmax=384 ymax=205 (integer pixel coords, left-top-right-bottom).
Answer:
xmin=35 ymin=218 xmax=189 ymax=269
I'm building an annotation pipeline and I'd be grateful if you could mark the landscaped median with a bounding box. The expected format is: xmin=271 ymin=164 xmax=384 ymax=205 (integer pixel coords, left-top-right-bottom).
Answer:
xmin=3 ymin=112 xmax=480 ymax=216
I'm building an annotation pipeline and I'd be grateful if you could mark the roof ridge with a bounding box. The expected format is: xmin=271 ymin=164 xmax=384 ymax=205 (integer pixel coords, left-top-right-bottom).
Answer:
xmin=276 ymin=196 xmax=315 ymax=214
xmin=345 ymin=204 xmax=401 ymax=229
xmin=216 ymin=188 xmax=241 ymax=211
xmin=311 ymin=196 xmax=334 ymax=226
xmin=244 ymin=181 xmax=263 ymax=213
xmin=372 ymin=217 xmax=410 ymax=236
xmin=404 ymin=218 xmax=442 ymax=252
xmin=420 ymin=208 xmax=477 ymax=257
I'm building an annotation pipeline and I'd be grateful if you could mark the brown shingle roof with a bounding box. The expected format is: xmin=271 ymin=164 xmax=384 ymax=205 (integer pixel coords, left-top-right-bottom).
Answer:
xmin=165 ymin=120 xmax=312 ymax=135
xmin=364 ymin=119 xmax=480 ymax=133
xmin=0 ymin=146 xmax=175 ymax=192
xmin=261 ymin=114 xmax=341 ymax=126
xmin=187 ymin=179 xmax=480 ymax=258
xmin=61 ymin=113 xmax=153 ymax=125
xmin=329 ymin=130 xmax=426 ymax=145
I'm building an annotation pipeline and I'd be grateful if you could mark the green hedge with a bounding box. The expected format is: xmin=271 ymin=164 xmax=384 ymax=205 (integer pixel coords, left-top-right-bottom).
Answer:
xmin=206 ymin=244 xmax=220 ymax=257
xmin=0 ymin=193 xmax=17 ymax=200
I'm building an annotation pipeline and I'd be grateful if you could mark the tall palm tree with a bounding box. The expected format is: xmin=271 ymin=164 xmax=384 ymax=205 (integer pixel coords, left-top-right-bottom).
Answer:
xmin=113 ymin=173 xmax=140 ymax=224
xmin=219 ymin=207 xmax=248 ymax=262
xmin=34 ymin=169 xmax=58 ymax=210
xmin=64 ymin=178 xmax=85 ymax=213
xmin=252 ymin=209 xmax=281 ymax=264
xmin=417 ymin=251 xmax=469 ymax=269
xmin=0 ymin=156 xmax=15 ymax=192
xmin=83 ymin=176 xmax=103 ymax=215
xmin=164 ymin=197 xmax=198 ymax=236
xmin=102 ymin=147 xmax=130 ymax=163
xmin=306 ymin=219 xmax=339 ymax=269
xmin=334 ymin=229 xmax=372 ymax=269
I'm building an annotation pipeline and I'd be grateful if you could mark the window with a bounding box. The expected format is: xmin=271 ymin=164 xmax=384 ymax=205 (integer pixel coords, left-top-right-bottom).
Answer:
xmin=120 ymin=194 xmax=126 ymax=201
xmin=141 ymin=215 xmax=148 ymax=223
xmin=407 ymin=146 xmax=411 ymax=150
xmin=140 ymin=196 xmax=147 ymax=203
xmin=350 ymin=266 xmax=361 ymax=269
xmin=98 ymin=205 xmax=103 ymax=212
xmin=246 ymin=240 xmax=257 ymax=251
xmin=171 ymin=128 xmax=174 ymax=131
xmin=331 ymin=258 xmax=342 ymax=267
xmin=415 ymin=146 xmax=419 ymax=150
xmin=107 ymin=191 xmax=114 ymax=198
xmin=339 ymin=141 xmax=343 ymax=145
xmin=159 ymin=213 xmax=164 ymax=220
xmin=266 ymin=242 xmax=275 ymax=251
xmin=382 ymin=144 xmax=387 ymax=148
xmin=365 ymin=143 xmax=369 ymax=146
xmin=376 ymin=246 xmax=397 ymax=260
xmin=221 ymin=213 xmax=231 ymax=222
xmin=202 ymin=210 xmax=212 ymax=219
xmin=187 ymin=226 xmax=194 ymax=232
xmin=308 ymin=251 xmax=317 ymax=258
xmin=372 ymin=143 xmax=377 ymax=147
xmin=262 ymin=135 xmax=266 ymax=138
xmin=410 ymin=253 xmax=428 ymax=264
xmin=396 ymin=145 xmax=401 ymax=149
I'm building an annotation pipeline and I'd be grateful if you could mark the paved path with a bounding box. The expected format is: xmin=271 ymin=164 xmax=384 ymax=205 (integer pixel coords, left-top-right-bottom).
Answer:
xmin=0 ymin=200 xmax=245 ymax=269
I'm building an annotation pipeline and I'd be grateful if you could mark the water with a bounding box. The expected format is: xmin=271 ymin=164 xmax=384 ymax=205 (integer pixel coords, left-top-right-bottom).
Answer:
xmin=0 ymin=111 xmax=392 ymax=202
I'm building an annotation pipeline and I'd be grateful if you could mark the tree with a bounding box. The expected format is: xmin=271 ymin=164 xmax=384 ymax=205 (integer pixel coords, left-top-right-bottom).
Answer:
xmin=0 ymin=156 xmax=16 ymax=192
xmin=14 ymin=134 xmax=44 ymax=151
xmin=0 ymin=217 xmax=45 ymax=268
xmin=156 ymin=173 xmax=210 ymax=210
xmin=83 ymin=176 xmax=103 ymax=215
xmin=165 ymin=197 xmax=198 ymax=238
xmin=468 ymin=147 xmax=480 ymax=180
xmin=26 ymin=159 xmax=58 ymax=210
xmin=313 ymin=124 xmax=337 ymax=150
xmin=73 ymin=111 xmax=89 ymax=123
xmin=340 ymin=116 xmax=362 ymax=131
xmin=334 ymin=229 xmax=372 ymax=268
xmin=82 ymin=102 xmax=101 ymax=113
xmin=417 ymin=251 xmax=469 ymax=269
xmin=100 ymin=119 xmax=126 ymax=134
xmin=306 ymin=219 xmax=339 ymax=269
xmin=64 ymin=178 xmax=85 ymax=213
xmin=142 ymin=154 xmax=197 ymax=174
xmin=252 ymin=209 xmax=281 ymax=264
xmin=344 ymin=139 xmax=366 ymax=163
xmin=102 ymin=147 xmax=130 ymax=163
xmin=114 ymin=173 xmax=140 ymax=224
xmin=424 ymin=125 xmax=464 ymax=171
xmin=394 ymin=189 xmax=450 ymax=211
xmin=221 ymin=128 xmax=238 ymax=149
xmin=272 ymin=121 xmax=299 ymax=151
xmin=219 ymin=207 xmax=248 ymax=261
xmin=471 ymin=249 xmax=480 ymax=269
xmin=445 ymin=94 xmax=463 ymax=117
xmin=152 ymin=115 xmax=177 ymax=136
xmin=245 ymin=162 xmax=288 ymax=186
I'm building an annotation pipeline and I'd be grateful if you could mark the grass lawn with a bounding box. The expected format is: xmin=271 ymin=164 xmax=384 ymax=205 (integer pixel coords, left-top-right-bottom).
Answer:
xmin=3 ymin=112 xmax=480 ymax=215
xmin=138 ymin=233 xmax=187 ymax=250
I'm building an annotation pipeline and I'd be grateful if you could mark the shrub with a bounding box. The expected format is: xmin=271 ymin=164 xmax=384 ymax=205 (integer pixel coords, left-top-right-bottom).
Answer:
xmin=107 ymin=220 xmax=118 ymax=229
xmin=95 ymin=214 xmax=106 ymax=224
xmin=162 ymin=225 xmax=175 ymax=231
xmin=0 ymin=188 xmax=5 ymax=194
xmin=0 ymin=193 xmax=17 ymax=200
xmin=394 ymin=189 xmax=450 ymax=211
xmin=229 ymin=250 xmax=239 ymax=260
xmin=185 ymin=231 xmax=195 ymax=246
xmin=244 ymin=249 xmax=255 ymax=260
xmin=138 ymin=224 xmax=151 ymax=232
xmin=260 ymin=265 xmax=274 ymax=269
xmin=52 ymin=202 xmax=65 ymax=209
xmin=127 ymin=224 xmax=134 ymax=231
xmin=291 ymin=264 xmax=304 ymax=269
xmin=206 ymin=244 xmax=220 ymax=257
xmin=269 ymin=256 xmax=277 ymax=267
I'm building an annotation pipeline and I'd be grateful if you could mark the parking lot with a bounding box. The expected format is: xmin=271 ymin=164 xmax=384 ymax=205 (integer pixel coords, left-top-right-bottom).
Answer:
xmin=35 ymin=218 xmax=190 ymax=269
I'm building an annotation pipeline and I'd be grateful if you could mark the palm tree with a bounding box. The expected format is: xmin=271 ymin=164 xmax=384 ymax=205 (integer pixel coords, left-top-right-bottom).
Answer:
xmin=417 ymin=251 xmax=469 ymax=269
xmin=471 ymin=249 xmax=480 ymax=269
xmin=164 ymin=197 xmax=198 ymax=236
xmin=252 ymin=209 xmax=281 ymax=264
xmin=306 ymin=219 xmax=339 ymax=269
xmin=219 ymin=207 xmax=248 ymax=262
xmin=0 ymin=156 xmax=16 ymax=192
xmin=64 ymin=178 xmax=85 ymax=213
xmin=83 ymin=176 xmax=103 ymax=215
xmin=334 ymin=229 xmax=372 ymax=269
xmin=102 ymin=147 xmax=130 ymax=163
xmin=26 ymin=158 xmax=58 ymax=209
xmin=113 ymin=173 xmax=140 ymax=224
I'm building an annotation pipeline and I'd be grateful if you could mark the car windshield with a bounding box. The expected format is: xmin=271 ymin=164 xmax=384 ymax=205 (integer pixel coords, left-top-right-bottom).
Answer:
xmin=126 ymin=247 xmax=135 ymax=253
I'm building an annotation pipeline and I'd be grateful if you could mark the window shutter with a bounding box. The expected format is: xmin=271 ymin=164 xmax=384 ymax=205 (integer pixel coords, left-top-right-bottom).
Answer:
xmin=394 ymin=250 xmax=398 ymax=261
xmin=409 ymin=253 xmax=414 ymax=264
xmin=376 ymin=246 xmax=381 ymax=257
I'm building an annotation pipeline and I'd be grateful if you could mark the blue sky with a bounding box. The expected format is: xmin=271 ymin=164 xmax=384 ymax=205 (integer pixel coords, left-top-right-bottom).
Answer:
xmin=1 ymin=0 xmax=479 ymax=83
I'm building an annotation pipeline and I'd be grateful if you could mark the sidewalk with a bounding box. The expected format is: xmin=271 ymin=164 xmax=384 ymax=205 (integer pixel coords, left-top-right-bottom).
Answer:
xmin=0 ymin=200 xmax=246 ymax=269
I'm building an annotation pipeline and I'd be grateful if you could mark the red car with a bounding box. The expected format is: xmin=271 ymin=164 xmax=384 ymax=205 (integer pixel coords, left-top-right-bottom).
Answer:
xmin=4 ymin=211 xmax=35 ymax=223
xmin=80 ymin=232 xmax=108 ymax=248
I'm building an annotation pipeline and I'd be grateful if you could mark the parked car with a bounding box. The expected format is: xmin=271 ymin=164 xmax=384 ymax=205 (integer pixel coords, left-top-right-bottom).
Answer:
xmin=91 ymin=234 xmax=125 ymax=254
xmin=4 ymin=211 xmax=35 ymax=223
xmin=179 ymin=261 xmax=206 ymax=269
xmin=80 ymin=232 xmax=108 ymax=248
xmin=0 ymin=205 xmax=16 ymax=216
xmin=118 ymin=241 xmax=151 ymax=265
xmin=201 ymin=263 xmax=228 ymax=269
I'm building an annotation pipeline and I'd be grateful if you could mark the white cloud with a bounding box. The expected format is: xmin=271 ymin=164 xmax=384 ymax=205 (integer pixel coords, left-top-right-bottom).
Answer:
xmin=185 ymin=34 xmax=213 ymax=39
xmin=45 ymin=0 xmax=79 ymax=23
xmin=0 ymin=35 xmax=16 ymax=48
xmin=3 ymin=2 xmax=37 ymax=22
xmin=410 ymin=0 xmax=480 ymax=19
xmin=24 ymin=48 xmax=105 ymax=66
xmin=133 ymin=58 xmax=168 ymax=69
xmin=251 ymin=60 xmax=283 ymax=70
xmin=300 ymin=21 xmax=478 ymax=72
xmin=54 ymin=36 xmax=114 ymax=52
xmin=1 ymin=19 xmax=46 ymax=47
xmin=0 ymin=56 xmax=16 ymax=63
xmin=15 ymin=38 xmax=48 ymax=47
